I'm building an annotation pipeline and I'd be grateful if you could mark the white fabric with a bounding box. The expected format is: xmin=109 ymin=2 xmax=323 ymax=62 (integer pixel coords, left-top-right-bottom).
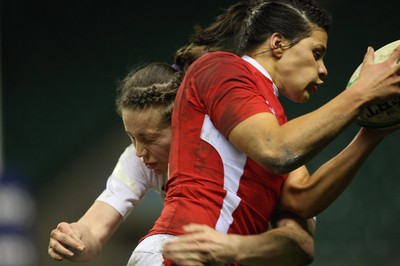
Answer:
xmin=96 ymin=145 xmax=167 ymax=219
xmin=127 ymin=234 xmax=176 ymax=266
xmin=200 ymin=115 xmax=246 ymax=233
xmin=242 ymin=55 xmax=279 ymax=96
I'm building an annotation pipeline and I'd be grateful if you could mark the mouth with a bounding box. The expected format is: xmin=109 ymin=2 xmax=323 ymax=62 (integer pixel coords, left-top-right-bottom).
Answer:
xmin=308 ymin=85 xmax=318 ymax=93
xmin=145 ymin=162 xmax=157 ymax=170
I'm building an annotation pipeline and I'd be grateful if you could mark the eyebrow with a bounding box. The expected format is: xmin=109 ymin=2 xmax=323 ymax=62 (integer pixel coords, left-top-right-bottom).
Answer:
xmin=136 ymin=132 xmax=160 ymax=139
xmin=125 ymin=127 xmax=164 ymax=140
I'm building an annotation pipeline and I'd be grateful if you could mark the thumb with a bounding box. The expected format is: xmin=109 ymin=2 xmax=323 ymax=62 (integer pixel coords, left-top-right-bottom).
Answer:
xmin=362 ymin=46 xmax=375 ymax=65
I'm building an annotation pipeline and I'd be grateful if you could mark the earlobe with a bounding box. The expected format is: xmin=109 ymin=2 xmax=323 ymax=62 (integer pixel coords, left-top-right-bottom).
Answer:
xmin=271 ymin=44 xmax=284 ymax=58
xmin=270 ymin=33 xmax=285 ymax=58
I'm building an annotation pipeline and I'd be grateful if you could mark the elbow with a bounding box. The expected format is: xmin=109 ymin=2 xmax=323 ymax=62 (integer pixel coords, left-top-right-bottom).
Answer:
xmin=258 ymin=149 xmax=302 ymax=175
xmin=290 ymin=207 xmax=317 ymax=220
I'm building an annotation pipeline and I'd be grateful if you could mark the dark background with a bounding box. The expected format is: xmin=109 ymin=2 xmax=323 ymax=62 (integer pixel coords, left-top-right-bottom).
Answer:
xmin=1 ymin=0 xmax=400 ymax=265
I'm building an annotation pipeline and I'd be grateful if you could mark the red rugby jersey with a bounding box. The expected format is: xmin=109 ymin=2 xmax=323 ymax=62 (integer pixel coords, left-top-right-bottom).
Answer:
xmin=147 ymin=51 xmax=288 ymax=241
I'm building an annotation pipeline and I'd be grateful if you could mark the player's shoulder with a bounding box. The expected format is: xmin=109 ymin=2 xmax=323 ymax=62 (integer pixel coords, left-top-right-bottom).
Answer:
xmin=200 ymin=51 xmax=242 ymax=64
xmin=189 ymin=51 xmax=249 ymax=77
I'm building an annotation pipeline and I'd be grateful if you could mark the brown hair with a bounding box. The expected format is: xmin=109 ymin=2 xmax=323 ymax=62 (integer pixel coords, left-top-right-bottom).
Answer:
xmin=116 ymin=62 xmax=184 ymax=126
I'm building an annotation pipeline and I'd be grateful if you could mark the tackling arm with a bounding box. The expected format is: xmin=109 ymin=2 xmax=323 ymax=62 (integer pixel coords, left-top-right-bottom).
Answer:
xmin=48 ymin=201 xmax=123 ymax=262
xmin=162 ymin=214 xmax=314 ymax=266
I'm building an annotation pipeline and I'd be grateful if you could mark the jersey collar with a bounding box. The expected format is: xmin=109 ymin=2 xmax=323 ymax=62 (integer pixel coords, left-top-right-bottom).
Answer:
xmin=241 ymin=55 xmax=279 ymax=96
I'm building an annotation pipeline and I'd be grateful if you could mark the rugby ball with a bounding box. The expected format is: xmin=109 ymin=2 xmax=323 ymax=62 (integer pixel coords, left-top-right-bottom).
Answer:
xmin=346 ymin=40 xmax=400 ymax=129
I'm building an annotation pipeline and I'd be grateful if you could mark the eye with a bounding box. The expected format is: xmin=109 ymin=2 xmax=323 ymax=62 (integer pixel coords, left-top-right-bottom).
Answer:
xmin=313 ymin=47 xmax=326 ymax=61
xmin=142 ymin=137 xmax=158 ymax=144
xmin=313 ymin=50 xmax=322 ymax=60
xmin=136 ymin=136 xmax=159 ymax=146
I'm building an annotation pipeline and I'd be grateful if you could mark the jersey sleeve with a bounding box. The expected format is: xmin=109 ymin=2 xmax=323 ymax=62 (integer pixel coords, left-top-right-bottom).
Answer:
xmin=191 ymin=53 xmax=274 ymax=138
xmin=96 ymin=145 xmax=166 ymax=219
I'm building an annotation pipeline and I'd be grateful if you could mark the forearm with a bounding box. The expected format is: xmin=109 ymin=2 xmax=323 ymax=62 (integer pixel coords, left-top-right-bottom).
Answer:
xmin=281 ymin=128 xmax=385 ymax=218
xmin=231 ymin=89 xmax=365 ymax=175
xmin=232 ymin=218 xmax=314 ymax=265
xmin=163 ymin=219 xmax=314 ymax=266
xmin=270 ymin=88 xmax=365 ymax=172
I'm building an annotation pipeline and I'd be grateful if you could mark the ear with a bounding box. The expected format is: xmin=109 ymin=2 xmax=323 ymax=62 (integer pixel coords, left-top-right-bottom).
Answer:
xmin=269 ymin=33 xmax=285 ymax=58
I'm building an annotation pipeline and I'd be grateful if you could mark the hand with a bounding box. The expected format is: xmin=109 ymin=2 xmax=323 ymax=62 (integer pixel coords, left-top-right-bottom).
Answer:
xmin=48 ymin=222 xmax=85 ymax=261
xmin=355 ymin=45 xmax=400 ymax=105
xmin=163 ymin=224 xmax=238 ymax=266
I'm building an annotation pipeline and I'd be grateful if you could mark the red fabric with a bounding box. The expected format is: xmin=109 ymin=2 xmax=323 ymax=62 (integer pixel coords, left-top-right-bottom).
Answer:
xmin=145 ymin=51 xmax=288 ymax=240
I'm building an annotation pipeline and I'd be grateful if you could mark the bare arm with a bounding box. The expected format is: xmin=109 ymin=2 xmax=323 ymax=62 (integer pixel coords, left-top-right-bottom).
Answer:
xmin=278 ymin=127 xmax=394 ymax=218
xmin=233 ymin=213 xmax=315 ymax=266
xmin=229 ymin=46 xmax=400 ymax=174
xmin=163 ymin=214 xmax=314 ymax=266
xmin=48 ymin=201 xmax=123 ymax=262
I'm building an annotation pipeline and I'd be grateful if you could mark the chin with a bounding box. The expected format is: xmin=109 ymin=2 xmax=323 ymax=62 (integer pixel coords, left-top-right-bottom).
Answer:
xmin=152 ymin=169 xmax=162 ymax=175
xmin=298 ymin=97 xmax=310 ymax=103
xmin=289 ymin=95 xmax=310 ymax=103
xmin=298 ymin=92 xmax=311 ymax=103
xmin=282 ymin=91 xmax=310 ymax=103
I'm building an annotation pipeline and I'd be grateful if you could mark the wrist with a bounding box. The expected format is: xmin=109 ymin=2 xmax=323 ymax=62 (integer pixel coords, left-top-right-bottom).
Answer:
xmin=228 ymin=234 xmax=246 ymax=263
xmin=341 ymin=85 xmax=368 ymax=113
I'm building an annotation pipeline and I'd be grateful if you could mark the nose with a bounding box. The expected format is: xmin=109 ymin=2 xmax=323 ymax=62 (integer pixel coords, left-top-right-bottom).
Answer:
xmin=135 ymin=142 xmax=148 ymax=158
xmin=319 ymin=61 xmax=328 ymax=79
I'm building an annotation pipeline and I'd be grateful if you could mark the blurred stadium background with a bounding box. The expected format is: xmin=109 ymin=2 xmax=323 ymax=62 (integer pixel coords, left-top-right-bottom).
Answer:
xmin=1 ymin=0 xmax=400 ymax=265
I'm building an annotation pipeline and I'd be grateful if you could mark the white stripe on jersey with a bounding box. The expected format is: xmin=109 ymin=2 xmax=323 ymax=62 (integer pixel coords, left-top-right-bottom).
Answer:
xmin=200 ymin=115 xmax=247 ymax=233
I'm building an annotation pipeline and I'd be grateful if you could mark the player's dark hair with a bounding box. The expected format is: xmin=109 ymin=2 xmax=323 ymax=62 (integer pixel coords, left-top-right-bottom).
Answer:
xmin=190 ymin=2 xmax=250 ymax=53
xmin=116 ymin=62 xmax=184 ymax=126
xmin=174 ymin=1 xmax=249 ymax=68
xmin=174 ymin=44 xmax=220 ymax=72
xmin=176 ymin=0 xmax=332 ymax=62
xmin=236 ymin=0 xmax=332 ymax=54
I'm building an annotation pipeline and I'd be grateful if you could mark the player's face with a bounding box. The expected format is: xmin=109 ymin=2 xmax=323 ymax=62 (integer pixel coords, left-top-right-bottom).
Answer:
xmin=122 ymin=108 xmax=171 ymax=174
xmin=276 ymin=28 xmax=328 ymax=103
